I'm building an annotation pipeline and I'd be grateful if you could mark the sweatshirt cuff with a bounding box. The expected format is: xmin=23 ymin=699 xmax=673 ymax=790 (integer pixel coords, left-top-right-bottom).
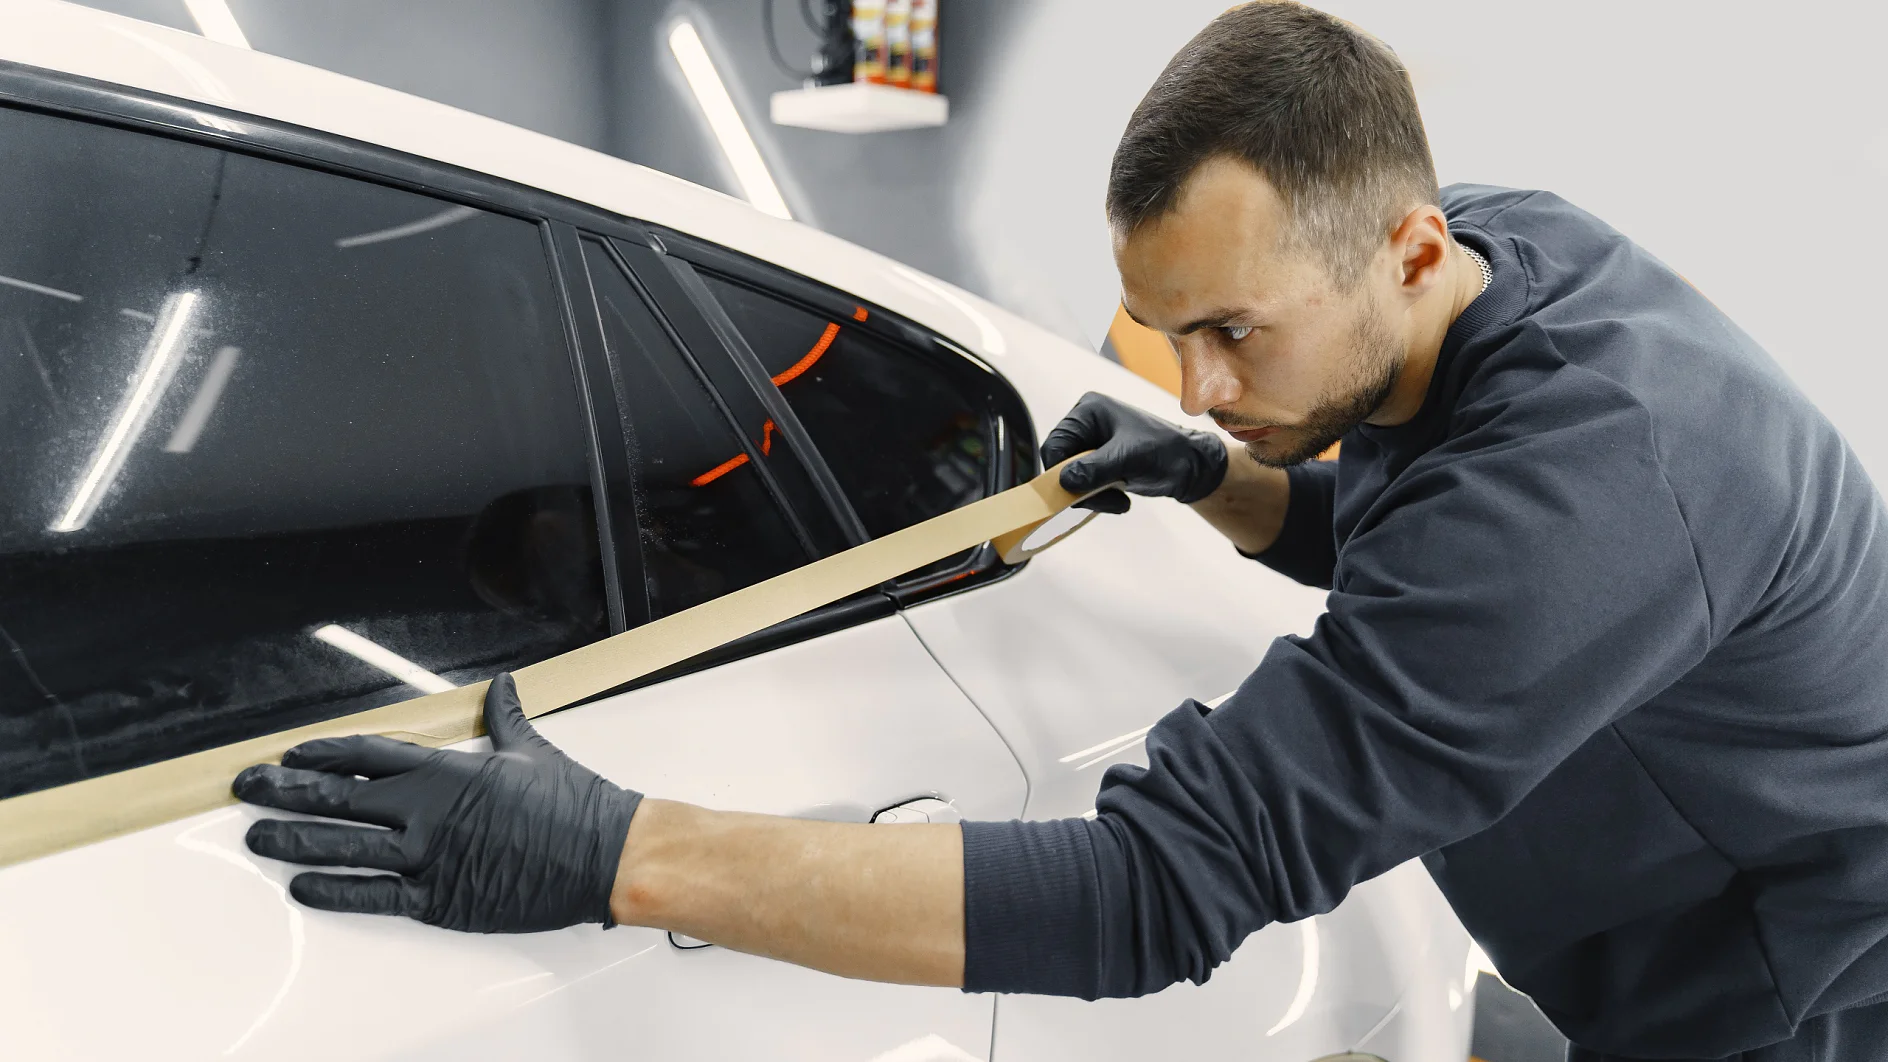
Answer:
xmin=961 ymin=817 xmax=1108 ymax=997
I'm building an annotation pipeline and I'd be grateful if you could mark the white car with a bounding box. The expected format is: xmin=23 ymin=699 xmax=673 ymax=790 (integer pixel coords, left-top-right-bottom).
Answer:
xmin=0 ymin=4 xmax=1475 ymax=1060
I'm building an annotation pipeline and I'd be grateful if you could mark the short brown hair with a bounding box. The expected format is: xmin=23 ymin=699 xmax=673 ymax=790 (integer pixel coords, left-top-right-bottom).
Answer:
xmin=1107 ymin=2 xmax=1439 ymax=287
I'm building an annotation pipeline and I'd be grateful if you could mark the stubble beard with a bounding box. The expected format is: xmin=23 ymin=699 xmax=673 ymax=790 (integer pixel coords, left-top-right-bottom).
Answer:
xmin=1246 ymin=298 xmax=1403 ymax=469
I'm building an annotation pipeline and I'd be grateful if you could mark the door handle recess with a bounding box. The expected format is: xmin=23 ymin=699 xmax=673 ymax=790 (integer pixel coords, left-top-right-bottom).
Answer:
xmin=871 ymin=797 xmax=962 ymax=825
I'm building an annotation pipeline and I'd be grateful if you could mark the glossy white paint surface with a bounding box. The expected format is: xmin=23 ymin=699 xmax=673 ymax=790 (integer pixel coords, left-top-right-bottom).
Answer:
xmin=902 ymin=364 xmax=1468 ymax=1059
xmin=0 ymin=6 xmax=1474 ymax=1060
xmin=0 ymin=619 xmax=1020 ymax=1060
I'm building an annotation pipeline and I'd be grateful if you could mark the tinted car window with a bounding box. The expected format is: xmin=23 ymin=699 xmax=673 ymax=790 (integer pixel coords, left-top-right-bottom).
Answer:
xmin=579 ymin=239 xmax=810 ymax=619
xmin=698 ymin=274 xmax=993 ymax=540
xmin=0 ymin=107 xmax=603 ymax=799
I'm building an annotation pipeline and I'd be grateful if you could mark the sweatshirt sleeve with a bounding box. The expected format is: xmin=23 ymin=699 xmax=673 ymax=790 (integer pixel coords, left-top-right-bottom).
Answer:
xmin=1245 ymin=459 xmax=1338 ymax=590
xmin=961 ymin=372 xmax=1714 ymax=999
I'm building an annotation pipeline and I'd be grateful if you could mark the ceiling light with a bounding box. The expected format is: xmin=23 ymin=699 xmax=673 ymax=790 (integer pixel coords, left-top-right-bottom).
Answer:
xmin=164 ymin=345 xmax=242 ymax=453
xmin=312 ymin=625 xmax=455 ymax=694
xmin=183 ymin=0 xmax=251 ymax=49
xmin=668 ymin=20 xmax=792 ymax=220
xmin=0 ymin=274 xmax=83 ymax=302
xmin=52 ymin=291 xmax=199 ymax=533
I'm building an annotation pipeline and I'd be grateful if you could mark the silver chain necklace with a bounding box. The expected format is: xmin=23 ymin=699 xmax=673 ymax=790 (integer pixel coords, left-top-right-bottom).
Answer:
xmin=1462 ymin=243 xmax=1492 ymax=295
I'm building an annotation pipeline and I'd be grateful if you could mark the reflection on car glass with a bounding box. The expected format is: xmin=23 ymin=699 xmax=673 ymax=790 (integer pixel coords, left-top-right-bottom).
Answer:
xmin=334 ymin=204 xmax=481 ymax=249
xmin=700 ymin=273 xmax=993 ymax=544
xmin=688 ymin=306 xmax=855 ymax=488
xmin=0 ymin=106 xmax=604 ymax=800
xmin=579 ymin=238 xmax=809 ymax=620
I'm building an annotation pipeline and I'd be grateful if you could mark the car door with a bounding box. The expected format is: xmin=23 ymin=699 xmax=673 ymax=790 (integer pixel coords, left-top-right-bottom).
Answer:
xmin=0 ymin=98 xmax=1022 ymax=1062
xmin=658 ymin=237 xmax=1470 ymax=1056
xmin=895 ymin=373 xmax=1463 ymax=1057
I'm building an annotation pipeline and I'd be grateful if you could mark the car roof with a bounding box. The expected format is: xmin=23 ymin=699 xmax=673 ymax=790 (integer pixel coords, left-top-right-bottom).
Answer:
xmin=0 ymin=0 xmax=1012 ymax=359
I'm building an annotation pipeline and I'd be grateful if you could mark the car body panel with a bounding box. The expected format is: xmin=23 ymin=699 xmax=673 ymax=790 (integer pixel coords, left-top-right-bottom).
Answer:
xmin=901 ymin=369 xmax=1467 ymax=1059
xmin=0 ymin=618 xmax=1020 ymax=1060
xmin=0 ymin=5 xmax=1474 ymax=1060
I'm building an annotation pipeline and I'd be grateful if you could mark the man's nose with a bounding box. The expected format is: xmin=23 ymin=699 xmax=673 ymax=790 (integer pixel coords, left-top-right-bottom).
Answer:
xmin=1177 ymin=340 xmax=1239 ymax=418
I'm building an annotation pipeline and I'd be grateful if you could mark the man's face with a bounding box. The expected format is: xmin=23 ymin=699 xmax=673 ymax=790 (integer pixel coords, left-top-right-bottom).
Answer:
xmin=1114 ymin=156 xmax=1406 ymax=467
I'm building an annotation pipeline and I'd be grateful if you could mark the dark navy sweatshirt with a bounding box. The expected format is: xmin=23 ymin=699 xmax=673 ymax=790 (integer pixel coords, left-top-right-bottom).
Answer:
xmin=961 ymin=186 xmax=1888 ymax=1061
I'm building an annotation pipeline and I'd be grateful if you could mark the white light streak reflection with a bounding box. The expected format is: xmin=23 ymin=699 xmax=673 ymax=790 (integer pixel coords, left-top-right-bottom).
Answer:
xmin=99 ymin=22 xmax=236 ymax=102
xmin=1060 ymin=725 xmax=1154 ymax=765
xmin=1062 ymin=693 xmax=1236 ymax=771
xmin=1265 ymin=917 xmax=1321 ymax=1036
xmin=335 ymin=205 xmax=480 ymax=249
xmin=1060 ymin=725 xmax=1153 ymax=772
xmin=668 ymin=20 xmax=792 ymax=220
xmin=312 ymin=625 xmax=455 ymax=694
xmin=866 ymin=1034 xmax=982 ymax=1062
xmin=52 ymin=291 xmax=199 ymax=533
xmin=173 ymin=810 xmax=304 ymax=1057
xmin=165 ymin=345 xmax=242 ymax=453
xmin=889 ymin=265 xmax=1007 ymax=357
xmin=183 ymin=0 xmax=251 ymax=48
xmin=1468 ymin=940 xmax=1502 ymax=984
xmin=0 ymin=274 xmax=82 ymax=302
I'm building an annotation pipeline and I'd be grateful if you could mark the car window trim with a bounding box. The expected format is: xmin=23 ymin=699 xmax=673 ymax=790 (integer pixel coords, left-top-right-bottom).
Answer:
xmin=650 ymin=222 xmax=1042 ymax=501
xmin=558 ymin=237 xmax=902 ymax=694
xmin=548 ymin=221 xmax=646 ymax=632
xmin=650 ymin=235 xmax=1047 ymax=600
xmin=580 ymin=235 xmax=822 ymax=561
xmin=651 ymin=251 xmax=874 ymax=548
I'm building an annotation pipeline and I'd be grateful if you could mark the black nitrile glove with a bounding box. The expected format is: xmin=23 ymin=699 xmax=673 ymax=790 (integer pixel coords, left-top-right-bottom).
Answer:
xmin=1040 ymin=392 xmax=1229 ymax=514
xmin=233 ymin=673 xmax=642 ymax=933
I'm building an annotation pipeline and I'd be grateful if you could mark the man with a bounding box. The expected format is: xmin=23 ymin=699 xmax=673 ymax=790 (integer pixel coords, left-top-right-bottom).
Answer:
xmin=233 ymin=4 xmax=1888 ymax=1059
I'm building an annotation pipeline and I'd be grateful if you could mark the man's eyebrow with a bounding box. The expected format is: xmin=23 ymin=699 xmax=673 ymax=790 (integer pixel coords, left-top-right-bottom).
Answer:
xmin=1121 ymin=303 xmax=1254 ymax=336
xmin=1174 ymin=309 xmax=1250 ymax=336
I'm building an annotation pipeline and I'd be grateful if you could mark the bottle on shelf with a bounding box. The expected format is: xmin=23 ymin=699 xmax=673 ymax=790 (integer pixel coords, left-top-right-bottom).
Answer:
xmin=910 ymin=0 xmax=938 ymax=93
xmin=852 ymin=0 xmax=888 ymax=84
xmin=885 ymin=0 xmax=913 ymax=88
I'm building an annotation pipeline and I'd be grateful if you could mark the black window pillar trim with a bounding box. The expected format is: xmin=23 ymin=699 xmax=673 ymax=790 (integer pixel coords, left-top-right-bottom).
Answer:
xmin=588 ymin=235 xmax=822 ymax=561
xmin=653 ymin=251 xmax=874 ymax=548
xmin=547 ymin=221 xmax=648 ymax=633
xmin=567 ymin=237 xmax=898 ymax=695
xmin=638 ymin=229 xmax=1041 ymax=604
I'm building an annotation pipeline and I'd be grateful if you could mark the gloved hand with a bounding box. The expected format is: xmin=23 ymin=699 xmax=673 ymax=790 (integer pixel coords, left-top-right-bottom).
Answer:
xmin=1040 ymin=392 xmax=1230 ymax=514
xmin=232 ymin=673 xmax=642 ymax=933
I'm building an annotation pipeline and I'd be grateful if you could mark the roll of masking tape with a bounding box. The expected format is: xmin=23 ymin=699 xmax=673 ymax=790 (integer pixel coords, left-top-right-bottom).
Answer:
xmin=0 ymin=456 xmax=1101 ymax=868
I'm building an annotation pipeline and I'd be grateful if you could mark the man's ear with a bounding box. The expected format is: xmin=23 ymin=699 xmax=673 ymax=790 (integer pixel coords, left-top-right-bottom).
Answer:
xmin=1386 ymin=204 xmax=1451 ymax=299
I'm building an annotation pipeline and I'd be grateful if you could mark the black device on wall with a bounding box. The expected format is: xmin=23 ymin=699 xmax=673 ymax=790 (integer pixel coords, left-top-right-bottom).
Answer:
xmin=765 ymin=0 xmax=855 ymax=87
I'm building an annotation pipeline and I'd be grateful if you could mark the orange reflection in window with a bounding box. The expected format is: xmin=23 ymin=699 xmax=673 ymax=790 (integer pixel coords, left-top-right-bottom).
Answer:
xmin=771 ymin=323 xmax=839 ymax=387
xmin=690 ymin=451 xmax=750 ymax=488
xmin=691 ymin=317 xmax=846 ymax=487
xmin=691 ymin=419 xmax=776 ymax=488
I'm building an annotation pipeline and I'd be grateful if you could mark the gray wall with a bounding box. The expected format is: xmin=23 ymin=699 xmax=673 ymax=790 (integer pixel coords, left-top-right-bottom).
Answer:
xmin=65 ymin=0 xmax=1014 ymax=317
xmin=72 ymin=0 xmax=615 ymax=152
xmin=59 ymin=0 xmax=1888 ymax=478
xmin=932 ymin=0 xmax=1888 ymax=476
xmin=604 ymin=1 xmax=1027 ymax=295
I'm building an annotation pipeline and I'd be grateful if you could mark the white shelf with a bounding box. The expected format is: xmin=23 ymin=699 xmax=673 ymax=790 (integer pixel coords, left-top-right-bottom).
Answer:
xmin=770 ymin=82 xmax=949 ymax=133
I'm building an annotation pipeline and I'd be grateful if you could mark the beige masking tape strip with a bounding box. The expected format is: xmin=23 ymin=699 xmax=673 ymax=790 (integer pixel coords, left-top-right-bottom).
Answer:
xmin=0 ymin=457 xmax=1096 ymax=869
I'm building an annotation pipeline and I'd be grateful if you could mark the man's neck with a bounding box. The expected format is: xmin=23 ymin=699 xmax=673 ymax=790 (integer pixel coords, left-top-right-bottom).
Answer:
xmin=1365 ymin=239 xmax=1486 ymax=427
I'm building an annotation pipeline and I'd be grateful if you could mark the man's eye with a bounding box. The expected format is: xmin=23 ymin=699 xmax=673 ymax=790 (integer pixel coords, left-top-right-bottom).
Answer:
xmin=1223 ymin=325 xmax=1253 ymax=342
